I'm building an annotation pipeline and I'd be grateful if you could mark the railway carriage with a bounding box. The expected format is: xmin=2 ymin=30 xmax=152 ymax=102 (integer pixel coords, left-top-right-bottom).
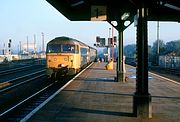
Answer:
xmin=46 ymin=36 xmax=97 ymax=78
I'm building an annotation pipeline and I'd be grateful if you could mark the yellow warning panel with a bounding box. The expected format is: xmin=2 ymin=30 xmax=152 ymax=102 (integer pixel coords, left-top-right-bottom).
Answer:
xmin=105 ymin=61 xmax=113 ymax=70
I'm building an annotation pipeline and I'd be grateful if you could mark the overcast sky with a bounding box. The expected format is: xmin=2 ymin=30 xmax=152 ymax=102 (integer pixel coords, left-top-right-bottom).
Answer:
xmin=0 ymin=0 xmax=180 ymax=52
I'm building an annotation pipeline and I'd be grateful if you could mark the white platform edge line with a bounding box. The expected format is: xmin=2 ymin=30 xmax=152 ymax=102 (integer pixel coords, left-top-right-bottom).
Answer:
xmin=20 ymin=62 xmax=94 ymax=122
xmin=149 ymin=71 xmax=180 ymax=85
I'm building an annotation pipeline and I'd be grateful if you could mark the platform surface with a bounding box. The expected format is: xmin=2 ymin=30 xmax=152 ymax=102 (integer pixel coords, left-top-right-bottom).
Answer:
xmin=28 ymin=62 xmax=180 ymax=122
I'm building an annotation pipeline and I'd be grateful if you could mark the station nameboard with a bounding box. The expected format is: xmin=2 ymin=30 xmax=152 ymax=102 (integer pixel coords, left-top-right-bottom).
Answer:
xmin=91 ymin=6 xmax=107 ymax=21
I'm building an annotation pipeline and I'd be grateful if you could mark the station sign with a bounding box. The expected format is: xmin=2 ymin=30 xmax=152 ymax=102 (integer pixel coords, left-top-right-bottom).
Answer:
xmin=91 ymin=6 xmax=107 ymax=21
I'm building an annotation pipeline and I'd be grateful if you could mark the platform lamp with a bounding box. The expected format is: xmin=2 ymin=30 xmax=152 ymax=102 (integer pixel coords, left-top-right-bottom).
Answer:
xmin=42 ymin=32 xmax=45 ymax=55
xmin=156 ymin=21 xmax=160 ymax=66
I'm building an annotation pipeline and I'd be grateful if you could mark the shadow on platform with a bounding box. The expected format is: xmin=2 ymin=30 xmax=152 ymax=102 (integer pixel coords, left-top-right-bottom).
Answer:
xmin=63 ymin=89 xmax=134 ymax=97
xmin=152 ymin=95 xmax=180 ymax=100
xmin=76 ymin=77 xmax=115 ymax=82
xmin=63 ymin=107 xmax=135 ymax=117
xmin=88 ymin=67 xmax=107 ymax=70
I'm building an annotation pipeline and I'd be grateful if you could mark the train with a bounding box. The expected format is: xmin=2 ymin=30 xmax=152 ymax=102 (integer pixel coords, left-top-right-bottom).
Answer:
xmin=46 ymin=36 xmax=97 ymax=78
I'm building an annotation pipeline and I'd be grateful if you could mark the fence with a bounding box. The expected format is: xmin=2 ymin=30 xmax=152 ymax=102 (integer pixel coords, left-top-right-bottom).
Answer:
xmin=159 ymin=55 xmax=180 ymax=68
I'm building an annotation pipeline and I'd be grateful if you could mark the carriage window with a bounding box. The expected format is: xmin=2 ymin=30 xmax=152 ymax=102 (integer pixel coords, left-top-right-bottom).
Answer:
xmin=62 ymin=45 xmax=75 ymax=53
xmin=80 ymin=48 xmax=88 ymax=55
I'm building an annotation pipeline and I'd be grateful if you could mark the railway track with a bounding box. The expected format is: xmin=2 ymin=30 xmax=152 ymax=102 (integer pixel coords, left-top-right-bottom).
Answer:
xmin=149 ymin=67 xmax=180 ymax=82
xmin=0 ymin=69 xmax=48 ymax=112
xmin=126 ymin=63 xmax=180 ymax=82
xmin=0 ymin=65 xmax=34 ymax=76
xmin=0 ymin=62 xmax=92 ymax=122
xmin=0 ymin=76 xmax=73 ymax=122
xmin=0 ymin=70 xmax=45 ymax=92
xmin=0 ymin=64 xmax=46 ymax=90
xmin=0 ymin=64 xmax=45 ymax=78
xmin=0 ymin=64 xmax=47 ymax=118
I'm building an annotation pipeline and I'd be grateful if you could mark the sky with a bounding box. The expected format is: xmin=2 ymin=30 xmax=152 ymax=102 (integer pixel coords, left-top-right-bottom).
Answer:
xmin=0 ymin=0 xmax=180 ymax=53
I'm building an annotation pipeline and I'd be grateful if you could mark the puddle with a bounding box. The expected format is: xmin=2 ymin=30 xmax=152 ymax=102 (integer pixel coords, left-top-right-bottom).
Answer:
xmin=96 ymin=78 xmax=115 ymax=82
xmin=128 ymin=75 xmax=136 ymax=79
xmin=128 ymin=69 xmax=136 ymax=72
xmin=148 ymin=76 xmax=153 ymax=79
xmin=97 ymin=78 xmax=114 ymax=80
xmin=128 ymin=75 xmax=153 ymax=79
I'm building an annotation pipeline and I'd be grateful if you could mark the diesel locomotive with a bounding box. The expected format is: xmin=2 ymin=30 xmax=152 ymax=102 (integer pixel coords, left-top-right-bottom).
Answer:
xmin=46 ymin=36 xmax=97 ymax=78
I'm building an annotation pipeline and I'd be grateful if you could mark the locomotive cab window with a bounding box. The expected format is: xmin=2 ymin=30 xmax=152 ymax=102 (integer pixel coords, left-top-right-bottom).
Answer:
xmin=47 ymin=44 xmax=61 ymax=53
xmin=61 ymin=44 xmax=75 ymax=53
xmin=47 ymin=44 xmax=79 ymax=53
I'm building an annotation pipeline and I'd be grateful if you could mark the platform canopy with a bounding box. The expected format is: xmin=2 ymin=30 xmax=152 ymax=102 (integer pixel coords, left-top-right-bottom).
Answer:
xmin=46 ymin=0 xmax=180 ymax=30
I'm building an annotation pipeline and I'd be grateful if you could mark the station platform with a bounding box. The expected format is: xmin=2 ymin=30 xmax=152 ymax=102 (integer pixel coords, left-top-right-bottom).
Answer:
xmin=27 ymin=62 xmax=180 ymax=122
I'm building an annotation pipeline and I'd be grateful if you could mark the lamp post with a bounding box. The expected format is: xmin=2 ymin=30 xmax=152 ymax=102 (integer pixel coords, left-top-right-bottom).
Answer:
xmin=34 ymin=34 xmax=36 ymax=55
xmin=112 ymin=25 xmax=114 ymax=62
xmin=19 ymin=41 xmax=21 ymax=55
xmin=108 ymin=28 xmax=111 ymax=61
xmin=42 ymin=32 xmax=44 ymax=55
xmin=157 ymin=21 xmax=160 ymax=66
xmin=27 ymin=36 xmax=29 ymax=54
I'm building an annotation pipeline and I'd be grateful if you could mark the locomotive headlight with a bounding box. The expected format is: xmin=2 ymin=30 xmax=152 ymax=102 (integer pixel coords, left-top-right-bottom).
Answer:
xmin=61 ymin=64 xmax=65 ymax=67
xmin=58 ymin=64 xmax=65 ymax=67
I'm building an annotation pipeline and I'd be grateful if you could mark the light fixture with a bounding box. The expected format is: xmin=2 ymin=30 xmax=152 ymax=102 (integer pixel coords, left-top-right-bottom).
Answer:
xmin=121 ymin=12 xmax=130 ymax=20
xmin=164 ymin=3 xmax=180 ymax=11
xmin=124 ymin=21 xmax=131 ymax=27
xmin=71 ymin=0 xmax=84 ymax=7
xmin=111 ymin=21 xmax=118 ymax=26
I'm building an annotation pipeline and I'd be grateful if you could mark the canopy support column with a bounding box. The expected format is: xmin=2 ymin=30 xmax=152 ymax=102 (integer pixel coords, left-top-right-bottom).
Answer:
xmin=117 ymin=31 xmax=126 ymax=82
xmin=133 ymin=1 xmax=152 ymax=118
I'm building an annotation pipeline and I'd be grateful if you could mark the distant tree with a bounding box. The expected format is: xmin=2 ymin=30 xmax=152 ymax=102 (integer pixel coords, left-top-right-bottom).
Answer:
xmin=152 ymin=40 xmax=165 ymax=55
xmin=148 ymin=45 xmax=155 ymax=63
xmin=148 ymin=40 xmax=165 ymax=65
xmin=124 ymin=44 xmax=136 ymax=58
xmin=165 ymin=40 xmax=180 ymax=56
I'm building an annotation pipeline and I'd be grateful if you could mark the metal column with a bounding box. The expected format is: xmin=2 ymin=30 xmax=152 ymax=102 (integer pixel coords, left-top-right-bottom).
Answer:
xmin=117 ymin=31 xmax=126 ymax=82
xmin=133 ymin=1 xmax=152 ymax=118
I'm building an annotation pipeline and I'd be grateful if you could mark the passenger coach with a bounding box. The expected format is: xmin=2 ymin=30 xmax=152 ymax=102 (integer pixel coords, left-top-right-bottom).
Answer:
xmin=46 ymin=36 xmax=97 ymax=78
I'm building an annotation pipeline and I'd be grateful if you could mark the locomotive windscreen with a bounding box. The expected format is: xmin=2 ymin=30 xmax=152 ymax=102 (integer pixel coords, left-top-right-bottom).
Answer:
xmin=47 ymin=44 xmax=78 ymax=53
xmin=47 ymin=44 xmax=61 ymax=53
xmin=62 ymin=45 xmax=75 ymax=53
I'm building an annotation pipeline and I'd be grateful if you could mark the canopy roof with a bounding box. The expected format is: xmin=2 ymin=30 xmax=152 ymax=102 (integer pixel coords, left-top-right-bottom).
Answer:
xmin=46 ymin=0 xmax=180 ymax=30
